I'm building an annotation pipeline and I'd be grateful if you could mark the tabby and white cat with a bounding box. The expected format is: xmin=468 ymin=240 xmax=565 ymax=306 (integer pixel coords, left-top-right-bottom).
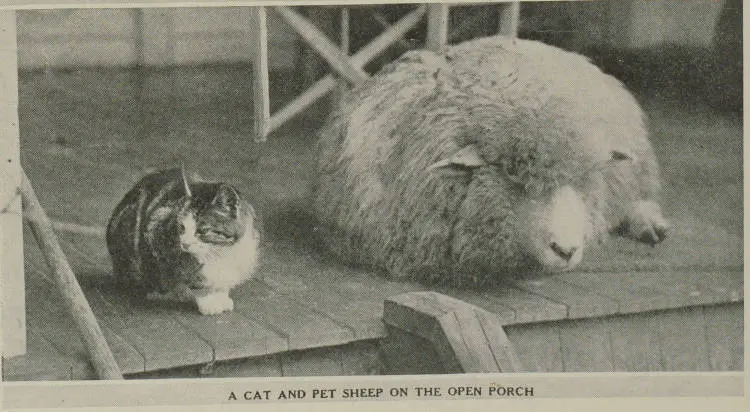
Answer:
xmin=106 ymin=167 xmax=259 ymax=315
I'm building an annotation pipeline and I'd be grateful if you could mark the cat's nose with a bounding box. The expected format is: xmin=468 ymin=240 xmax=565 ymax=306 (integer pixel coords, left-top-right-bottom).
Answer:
xmin=189 ymin=281 xmax=206 ymax=290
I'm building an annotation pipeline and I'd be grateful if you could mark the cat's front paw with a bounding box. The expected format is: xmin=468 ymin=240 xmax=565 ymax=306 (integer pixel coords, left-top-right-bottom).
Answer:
xmin=195 ymin=291 xmax=234 ymax=315
xmin=621 ymin=200 xmax=669 ymax=246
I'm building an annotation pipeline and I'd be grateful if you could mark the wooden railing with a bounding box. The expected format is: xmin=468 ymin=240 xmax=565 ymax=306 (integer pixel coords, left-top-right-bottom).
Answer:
xmin=250 ymin=3 xmax=520 ymax=141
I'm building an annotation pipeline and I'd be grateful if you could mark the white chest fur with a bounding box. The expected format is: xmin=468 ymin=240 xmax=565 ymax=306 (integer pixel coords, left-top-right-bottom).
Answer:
xmin=180 ymin=213 xmax=260 ymax=291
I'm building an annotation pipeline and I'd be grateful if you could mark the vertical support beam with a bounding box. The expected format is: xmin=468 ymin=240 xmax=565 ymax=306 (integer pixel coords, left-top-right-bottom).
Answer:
xmin=336 ymin=7 xmax=350 ymax=104
xmin=497 ymin=2 xmax=520 ymax=37
xmin=0 ymin=10 xmax=26 ymax=358
xmin=249 ymin=7 xmax=270 ymax=142
xmin=426 ymin=3 xmax=450 ymax=51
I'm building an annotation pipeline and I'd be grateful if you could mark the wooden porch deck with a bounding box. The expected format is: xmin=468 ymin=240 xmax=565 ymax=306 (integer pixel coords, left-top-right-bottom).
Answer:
xmin=3 ymin=66 xmax=744 ymax=380
xmin=3 ymin=222 xmax=742 ymax=380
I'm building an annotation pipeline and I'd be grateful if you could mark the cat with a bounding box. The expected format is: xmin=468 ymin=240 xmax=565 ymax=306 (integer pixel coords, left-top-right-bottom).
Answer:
xmin=106 ymin=167 xmax=260 ymax=315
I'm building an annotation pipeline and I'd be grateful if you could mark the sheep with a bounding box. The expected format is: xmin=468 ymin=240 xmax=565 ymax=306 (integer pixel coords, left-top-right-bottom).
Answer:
xmin=313 ymin=36 xmax=669 ymax=286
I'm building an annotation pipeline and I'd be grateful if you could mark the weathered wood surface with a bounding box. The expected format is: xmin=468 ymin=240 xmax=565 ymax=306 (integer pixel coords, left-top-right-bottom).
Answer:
xmin=0 ymin=10 xmax=25 ymax=358
xmin=502 ymin=301 xmax=743 ymax=373
xmin=8 ymin=219 xmax=744 ymax=380
xmin=497 ymin=2 xmax=521 ymax=37
xmin=383 ymin=291 xmax=524 ymax=373
xmin=127 ymin=340 xmax=381 ymax=379
xmin=425 ymin=4 xmax=449 ymax=51
xmin=249 ymin=7 xmax=270 ymax=142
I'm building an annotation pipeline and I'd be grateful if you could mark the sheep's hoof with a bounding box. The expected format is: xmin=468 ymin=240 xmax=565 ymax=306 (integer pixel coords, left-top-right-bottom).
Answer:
xmin=622 ymin=200 xmax=669 ymax=246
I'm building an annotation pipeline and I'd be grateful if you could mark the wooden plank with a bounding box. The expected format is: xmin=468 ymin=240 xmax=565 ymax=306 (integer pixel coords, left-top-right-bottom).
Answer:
xmin=2 ymin=328 xmax=76 ymax=381
xmin=259 ymin=247 xmax=419 ymax=340
xmin=608 ymin=311 xmax=665 ymax=372
xmin=169 ymin=306 xmax=288 ymax=363
xmin=274 ymin=6 xmax=368 ymax=86
xmin=557 ymin=271 xmax=672 ymax=314
xmin=279 ymin=346 xmax=343 ymax=377
xmin=231 ymin=279 xmax=354 ymax=351
xmin=504 ymin=323 xmax=564 ymax=372
xmin=558 ymin=318 xmax=615 ymax=372
xmin=430 ymin=311 xmax=475 ymax=374
xmin=426 ymin=4 xmax=449 ymax=51
xmin=210 ymin=355 xmax=282 ymax=378
xmin=268 ymin=5 xmax=426 ymax=132
xmin=249 ymin=7 xmax=270 ymax=142
xmin=422 ymin=292 xmax=523 ymax=371
xmin=472 ymin=285 xmax=569 ymax=324
xmin=83 ymin=280 xmax=213 ymax=372
xmin=379 ymin=326 xmax=445 ymax=375
xmin=655 ymin=306 xmax=711 ymax=371
xmin=474 ymin=309 xmax=524 ymax=372
xmin=497 ymin=2 xmax=520 ymax=37
xmin=704 ymin=303 xmax=743 ymax=371
xmin=616 ymin=270 xmax=743 ymax=309
xmin=434 ymin=286 xmax=517 ymax=324
xmin=25 ymin=275 xmax=144 ymax=375
xmin=384 ymin=291 xmax=522 ymax=373
xmin=339 ymin=340 xmax=381 ymax=376
xmin=510 ymin=275 xmax=620 ymax=319
xmin=383 ymin=291 xmax=446 ymax=340
xmin=0 ymin=10 xmax=25 ymax=358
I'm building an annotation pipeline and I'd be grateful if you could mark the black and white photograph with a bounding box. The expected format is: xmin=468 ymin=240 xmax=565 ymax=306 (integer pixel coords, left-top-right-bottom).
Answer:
xmin=0 ymin=0 xmax=744 ymax=409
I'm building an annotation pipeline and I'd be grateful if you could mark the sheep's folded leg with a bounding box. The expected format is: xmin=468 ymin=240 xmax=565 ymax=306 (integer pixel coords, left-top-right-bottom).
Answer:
xmin=619 ymin=200 xmax=669 ymax=246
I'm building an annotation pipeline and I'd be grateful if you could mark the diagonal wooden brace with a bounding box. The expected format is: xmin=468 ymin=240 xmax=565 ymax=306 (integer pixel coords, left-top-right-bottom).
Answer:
xmin=383 ymin=291 xmax=524 ymax=373
xmin=20 ymin=168 xmax=123 ymax=380
xmin=274 ymin=6 xmax=369 ymax=86
xmin=269 ymin=5 xmax=427 ymax=132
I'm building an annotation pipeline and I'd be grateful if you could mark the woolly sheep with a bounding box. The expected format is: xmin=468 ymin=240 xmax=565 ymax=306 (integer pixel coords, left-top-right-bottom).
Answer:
xmin=313 ymin=36 xmax=669 ymax=286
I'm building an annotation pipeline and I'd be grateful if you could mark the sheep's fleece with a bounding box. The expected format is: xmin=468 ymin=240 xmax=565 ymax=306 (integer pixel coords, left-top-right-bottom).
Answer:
xmin=314 ymin=36 xmax=669 ymax=286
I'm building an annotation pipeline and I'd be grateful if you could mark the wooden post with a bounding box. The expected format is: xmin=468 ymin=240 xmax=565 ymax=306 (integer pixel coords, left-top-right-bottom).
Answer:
xmin=275 ymin=6 xmax=369 ymax=86
xmin=249 ymin=7 xmax=271 ymax=142
xmin=20 ymin=169 xmax=123 ymax=380
xmin=497 ymin=2 xmax=521 ymax=37
xmin=336 ymin=7 xmax=350 ymax=104
xmin=0 ymin=10 xmax=25 ymax=359
xmin=426 ymin=4 xmax=450 ymax=51
xmin=382 ymin=291 xmax=523 ymax=374
xmin=268 ymin=5 xmax=426 ymax=132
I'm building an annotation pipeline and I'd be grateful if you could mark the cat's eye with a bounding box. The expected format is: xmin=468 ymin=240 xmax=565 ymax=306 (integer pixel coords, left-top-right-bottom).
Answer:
xmin=178 ymin=223 xmax=186 ymax=233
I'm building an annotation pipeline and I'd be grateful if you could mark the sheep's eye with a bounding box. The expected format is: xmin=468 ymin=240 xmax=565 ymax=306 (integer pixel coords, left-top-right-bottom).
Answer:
xmin=197 ymin=227 xmax=210 ymax=236
xmin=610 ymin=150 xmax=631 ymax=161
xmin=178 ymin=223 xmax=186 ymax=233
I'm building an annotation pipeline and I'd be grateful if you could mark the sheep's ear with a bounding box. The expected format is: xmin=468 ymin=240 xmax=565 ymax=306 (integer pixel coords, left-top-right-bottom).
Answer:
xmin=427 ymin=144 xmax=486 ymax=171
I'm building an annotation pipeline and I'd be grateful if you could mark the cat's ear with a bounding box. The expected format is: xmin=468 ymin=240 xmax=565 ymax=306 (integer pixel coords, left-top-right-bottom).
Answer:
xmin=180 ymin=164 xmax=192 ymax=198
xmin=211 ymin=184 xmax=239 ymax=218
